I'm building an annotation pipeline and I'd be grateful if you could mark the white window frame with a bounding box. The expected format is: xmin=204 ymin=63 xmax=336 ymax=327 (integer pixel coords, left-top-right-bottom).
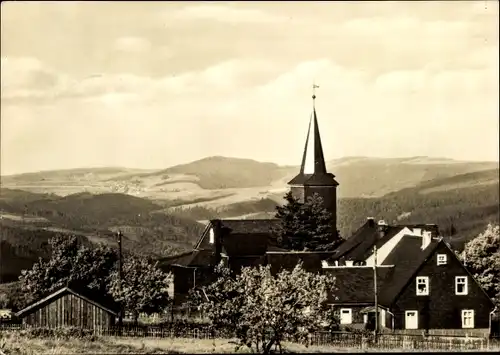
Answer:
xmin=461 ymin=309 xmax=474 ymax=328
xmin=405 ymin=310 xmax=419 ymax=329
xmin=437 ymin=254 xmax=447 ymax=265
xmin=455 ymin=276 xmax=468 ymax=295
xmin=340 ymin=308 xmax=353 ymax=325
xmin=416 ymin=276 xmax=429 ymax=296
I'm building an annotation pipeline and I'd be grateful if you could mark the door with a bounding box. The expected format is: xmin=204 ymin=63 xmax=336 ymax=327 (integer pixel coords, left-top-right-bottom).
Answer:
xmin=340 ymin=308 xmax=352 ymax=324
xmin=405 ymin=310 xmax=418 ymax=329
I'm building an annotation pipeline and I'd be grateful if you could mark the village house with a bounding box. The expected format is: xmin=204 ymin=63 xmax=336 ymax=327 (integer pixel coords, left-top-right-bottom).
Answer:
xmin=160 ymin=94 xmax=497 ymax=335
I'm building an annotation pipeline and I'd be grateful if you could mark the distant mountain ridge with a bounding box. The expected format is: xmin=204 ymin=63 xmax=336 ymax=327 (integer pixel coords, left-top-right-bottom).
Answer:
xmin=1 ymin=156 xmax=497 ymax=202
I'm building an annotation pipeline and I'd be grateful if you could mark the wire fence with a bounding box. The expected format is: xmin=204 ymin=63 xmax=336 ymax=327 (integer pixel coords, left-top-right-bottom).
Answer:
xmin=1 ymin=323 xmax=499 ymax=351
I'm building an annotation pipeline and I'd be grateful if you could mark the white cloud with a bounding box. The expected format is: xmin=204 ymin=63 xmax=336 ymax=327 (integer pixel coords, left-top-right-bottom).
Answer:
xmin=113 ymin=36 xmax=152 ymax=53
xmin=167 ymin=4 xmax=288 ymax=24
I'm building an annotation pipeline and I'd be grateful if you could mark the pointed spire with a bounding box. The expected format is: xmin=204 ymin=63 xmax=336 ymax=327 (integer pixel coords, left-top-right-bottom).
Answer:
xmin=288 ymin=86 xmax=338 ymax=186
xmin=300 ymin=109 xmax=327 ymax=175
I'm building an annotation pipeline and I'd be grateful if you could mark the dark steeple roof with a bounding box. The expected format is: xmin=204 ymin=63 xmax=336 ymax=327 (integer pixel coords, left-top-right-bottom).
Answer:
xmin=288 ymin=96 xmax=339 ymax=187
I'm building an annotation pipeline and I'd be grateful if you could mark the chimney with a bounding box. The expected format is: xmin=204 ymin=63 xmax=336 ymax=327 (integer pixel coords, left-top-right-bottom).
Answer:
xmin=377 ymin=220 xmax=388 ymax=237
xmin=413 ymin=228 xmax=422 ymax=236
xmin=422 ymin=231 xmax=432 ymax=250
xmin=367 ymin=217 xmax=375 ymax=228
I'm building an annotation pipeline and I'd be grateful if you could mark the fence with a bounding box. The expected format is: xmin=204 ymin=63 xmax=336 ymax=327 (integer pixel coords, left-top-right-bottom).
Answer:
xmin=305 ymin=332 xmax=499 ymax=351
xmin=1 ymin=323 xmax=499 ymax=351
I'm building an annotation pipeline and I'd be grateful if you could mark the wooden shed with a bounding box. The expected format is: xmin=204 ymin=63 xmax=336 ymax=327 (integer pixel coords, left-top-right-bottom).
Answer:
xmin=15 ymin=286 xmax=118 ymax=330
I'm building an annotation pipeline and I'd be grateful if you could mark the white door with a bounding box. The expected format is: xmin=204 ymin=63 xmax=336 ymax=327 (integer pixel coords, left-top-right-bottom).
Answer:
xmin=405 ymin=310 xmax=418 ymax=329
xmin=340 ymin=308 xmax=352 ymax=324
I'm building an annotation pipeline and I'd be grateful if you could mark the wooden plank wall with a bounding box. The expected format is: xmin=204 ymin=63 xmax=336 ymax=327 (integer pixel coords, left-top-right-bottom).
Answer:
xmin=22 ymin=293 xmax=113 ymax=329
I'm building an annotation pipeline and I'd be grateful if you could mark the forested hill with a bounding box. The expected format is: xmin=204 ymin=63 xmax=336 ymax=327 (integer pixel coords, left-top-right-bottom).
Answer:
xmin=337 ymin=169 xmax=499 ymax=249
xmin=0 ymin=189 xmax=205 ymax=283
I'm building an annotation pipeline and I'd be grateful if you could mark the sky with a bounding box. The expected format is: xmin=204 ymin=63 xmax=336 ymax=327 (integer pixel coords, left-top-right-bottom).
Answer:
xmin=1 ymin=1 xmax=499 ymax=175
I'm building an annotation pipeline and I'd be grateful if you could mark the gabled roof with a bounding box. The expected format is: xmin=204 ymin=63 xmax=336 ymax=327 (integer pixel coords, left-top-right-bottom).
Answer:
xmin=218 ymin=219 xmax=281 ymax=235
xmin=378 ymin=235 xmax=441 ymax=305
xmin=330 ymin=221 xmax=441 ymax=262
xmin=288 ymin=108 xmax=338 ymax=187
xmin=158 ymin=249 xmax=215 ymax=269
xmin=330 ymin=221 xmax=404 ymax=261
xmin=322 ymin=266 xmax=395 ymax=305
xmin=16 ymin=286 xmax=119 ymax=318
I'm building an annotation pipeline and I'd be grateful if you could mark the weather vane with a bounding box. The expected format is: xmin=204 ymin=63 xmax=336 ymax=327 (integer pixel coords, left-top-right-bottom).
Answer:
xmin=312 ymin=82 xmax=319 ymax=107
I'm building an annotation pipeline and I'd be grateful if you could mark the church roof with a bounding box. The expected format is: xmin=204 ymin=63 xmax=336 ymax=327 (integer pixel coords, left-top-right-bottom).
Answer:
xmin=288 ymin=107 xmax=338 ymax=187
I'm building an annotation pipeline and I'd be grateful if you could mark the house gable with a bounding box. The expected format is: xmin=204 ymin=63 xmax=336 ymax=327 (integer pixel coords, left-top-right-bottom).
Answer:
xmin=391 ymin=241 xmax=495 ymax=330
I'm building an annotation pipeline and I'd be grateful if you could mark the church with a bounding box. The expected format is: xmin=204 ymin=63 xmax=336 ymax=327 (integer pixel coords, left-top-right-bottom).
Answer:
xmin=159 ymin=92 xmax=496 ymax=336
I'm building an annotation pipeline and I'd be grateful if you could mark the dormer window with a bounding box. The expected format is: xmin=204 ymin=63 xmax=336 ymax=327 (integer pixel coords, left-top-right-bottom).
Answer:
xmin=437 ymin=254 xmax=447 ymax=266
xmin=416 ymin=276 xmax=429 ymax=296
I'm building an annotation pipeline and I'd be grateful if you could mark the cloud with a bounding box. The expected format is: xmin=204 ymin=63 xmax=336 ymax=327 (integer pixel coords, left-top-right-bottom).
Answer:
xmin=1 ymin=56 xmax=60 ymax=91
xmin=0 ymin=57 xmax=281 ymax=104
xmin=167 ymin=4 xmax=288 ymax=24
xmin=113 ymin=36 xmax=152 ymax=53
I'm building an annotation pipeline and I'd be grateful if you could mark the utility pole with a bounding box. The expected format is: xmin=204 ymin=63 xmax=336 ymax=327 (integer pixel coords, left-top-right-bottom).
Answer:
xmin=117 ymin=230 xmax=123 ymax=334
xmin=373 ymin=244 xmax=379 ymax=342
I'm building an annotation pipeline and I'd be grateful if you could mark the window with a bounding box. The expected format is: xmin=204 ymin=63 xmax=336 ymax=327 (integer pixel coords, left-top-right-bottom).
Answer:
xmin=437 ymin=254 xmax=447 ymax=265
xmin=461 ymin=310 xmax=474 ymax=328
xmin=405 ymin=310 xmax=418 ymax=329
xmin=340 ymin=308 xmax=352 ymax=324
xmin=209 ymin=228 xmax=215 ymax=244
xmin=456 ymin=276 xmax=468 ymax=295
xmin=416 ymin=276 xmax=429 ymax=296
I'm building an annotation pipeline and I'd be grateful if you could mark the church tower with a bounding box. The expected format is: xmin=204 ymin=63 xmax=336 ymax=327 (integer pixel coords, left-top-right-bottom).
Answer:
xmin=288 ymin=89 xmax=339 ymax=236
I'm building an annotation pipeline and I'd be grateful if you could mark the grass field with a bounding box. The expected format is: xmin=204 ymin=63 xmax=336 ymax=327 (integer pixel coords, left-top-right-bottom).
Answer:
xmin=2 ymin=332 xmax=500 ymax=354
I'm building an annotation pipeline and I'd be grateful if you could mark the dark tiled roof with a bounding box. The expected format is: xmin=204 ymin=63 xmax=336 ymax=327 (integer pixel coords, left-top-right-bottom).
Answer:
xmin=158 ymin=251 xmax=195 ymax=266
xmin=379 ymin=235 xmax=441 ymax=305
xmin=218 ymin=219 xmax=283 ymax=256
xmin=223 ymin=233 xmax=270 ymax=256
xmin=330 ymin=221 xmax=440 ymax=263
xmin=322 ymin=266 xmax=395 ymax=305
xmin=396 ymin=224 xmax=440 ymax=237
xmin=330 ymin=221 xmax=404 ymax=261
xmin=219 ymin=219 xmax=281 ymax=235
xmin=288 ymin=173 xmax=339 ymax=186
xmin=158 ymin=249 xmax=215 ymax=269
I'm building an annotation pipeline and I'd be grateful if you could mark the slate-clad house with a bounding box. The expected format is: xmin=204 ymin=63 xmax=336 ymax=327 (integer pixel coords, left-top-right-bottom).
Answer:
xmin=319 ymin=233 xmax=496 ymax=336
xmin=15 ymin=286 xmax=118 ymax=330
xmin=160 ymin=94 xmax=496 ymax=335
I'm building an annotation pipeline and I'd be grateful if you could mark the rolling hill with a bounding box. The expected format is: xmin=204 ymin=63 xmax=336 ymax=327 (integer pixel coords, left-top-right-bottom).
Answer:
xmin=1 ymin=156 xmax=497 ymax=208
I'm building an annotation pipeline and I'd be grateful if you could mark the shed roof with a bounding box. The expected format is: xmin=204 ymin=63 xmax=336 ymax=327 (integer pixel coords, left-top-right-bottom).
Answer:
xmin=16 ymin=286 xmax=119 ymax=318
